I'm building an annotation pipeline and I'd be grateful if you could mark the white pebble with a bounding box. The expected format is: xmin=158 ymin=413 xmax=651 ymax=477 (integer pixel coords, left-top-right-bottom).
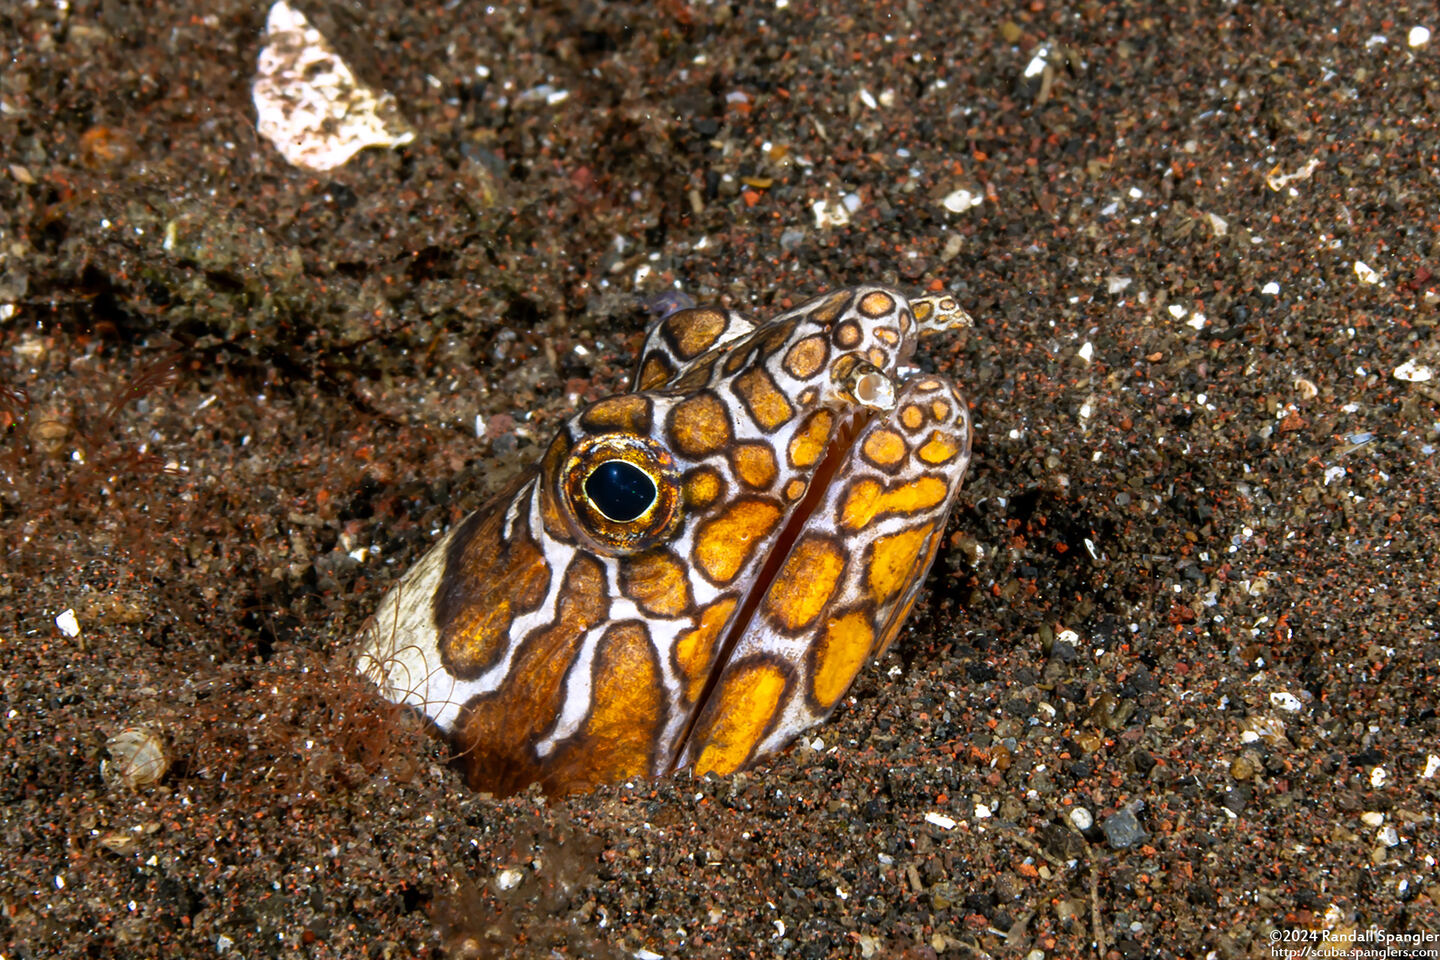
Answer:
xmin=1023 ymin=47 xmax=1049 ymax=79
xmin=942 ymin=188 xmax=984 ymax=214
xmin=1409 ymin=26 xmax=1431 ymax=47
xmin=55 ymin=608 xmax=81 ymax=637
xmin=924 ymin=812 xmax=957 ymax=830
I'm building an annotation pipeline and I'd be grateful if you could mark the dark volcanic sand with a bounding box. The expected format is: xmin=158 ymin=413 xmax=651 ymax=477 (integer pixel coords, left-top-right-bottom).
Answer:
xmin=3 ymin=2 xmax=1440 ymax=957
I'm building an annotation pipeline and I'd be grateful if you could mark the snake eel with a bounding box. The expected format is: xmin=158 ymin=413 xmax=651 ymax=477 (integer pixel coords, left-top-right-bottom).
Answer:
xmin=357 ymin=284 xmax=974 ymax=795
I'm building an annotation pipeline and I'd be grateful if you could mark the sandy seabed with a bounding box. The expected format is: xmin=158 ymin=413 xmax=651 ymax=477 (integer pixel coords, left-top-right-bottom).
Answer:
xmin=3 ymin=2 xmax=1439 ymax=957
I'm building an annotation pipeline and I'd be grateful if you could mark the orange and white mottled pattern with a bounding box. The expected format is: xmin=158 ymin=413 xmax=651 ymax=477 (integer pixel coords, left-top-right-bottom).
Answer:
xmin=357 ymin=285 xmax=975 ymax=795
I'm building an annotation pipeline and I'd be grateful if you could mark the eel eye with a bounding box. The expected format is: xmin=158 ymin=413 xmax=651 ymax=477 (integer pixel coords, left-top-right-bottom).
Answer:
xmin=559 ymin=434 xmax=682 ymax=554
xmin=584 ymin=460 xmax=657 ymax=522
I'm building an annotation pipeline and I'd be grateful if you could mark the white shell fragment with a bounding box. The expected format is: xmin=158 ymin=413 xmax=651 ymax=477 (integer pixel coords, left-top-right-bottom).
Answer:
xmin=1270 ymin=691 xmax=1302 ymax=712
xmin=1353 ymin=260 xmax=1381 ymax=285
xmin=1265 ymin=157 xmax=1321 ymax=192
xmin=252 ymin=0 xmax=415 ymax=172
xmin=812 ymin=197 xmax=854 ymax=228
xmin=102 ymin=727 xmax=171 ymax=790
xmin=1394 ymin=359 xmax=1435 ymax=383
xmin=1240 ymin=714 xmax=1288 ymax=745
xmin=924 ymin=812 xmax=957 ymax=830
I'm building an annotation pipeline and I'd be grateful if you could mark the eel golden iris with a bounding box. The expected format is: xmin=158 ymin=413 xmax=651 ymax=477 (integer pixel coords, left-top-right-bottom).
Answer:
xmin=357 ymin=284 xmax=975 ymax=795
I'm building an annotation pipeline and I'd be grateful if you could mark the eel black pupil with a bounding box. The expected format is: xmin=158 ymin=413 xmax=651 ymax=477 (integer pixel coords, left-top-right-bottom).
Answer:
xmin=586 ymin=460 xmax=657 ymax=522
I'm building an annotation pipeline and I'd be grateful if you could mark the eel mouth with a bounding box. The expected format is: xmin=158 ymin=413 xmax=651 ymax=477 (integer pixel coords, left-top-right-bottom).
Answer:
xmin=668 ymin=406 xmax=874 ymax=769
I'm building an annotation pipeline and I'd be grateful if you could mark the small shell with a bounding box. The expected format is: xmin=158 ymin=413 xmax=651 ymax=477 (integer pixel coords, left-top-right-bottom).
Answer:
xmin=102 ymin=727 xmax=171 ymax=790
xmin=98 ymin=831 xmax=139 ymax=855
xmin=29 ymin=416 xmax=72 ymax=457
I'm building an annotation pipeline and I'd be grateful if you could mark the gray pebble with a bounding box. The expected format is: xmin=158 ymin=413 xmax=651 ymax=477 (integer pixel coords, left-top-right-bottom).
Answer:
xmin=1101 ymin=803 xmax=1148 ymax=850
